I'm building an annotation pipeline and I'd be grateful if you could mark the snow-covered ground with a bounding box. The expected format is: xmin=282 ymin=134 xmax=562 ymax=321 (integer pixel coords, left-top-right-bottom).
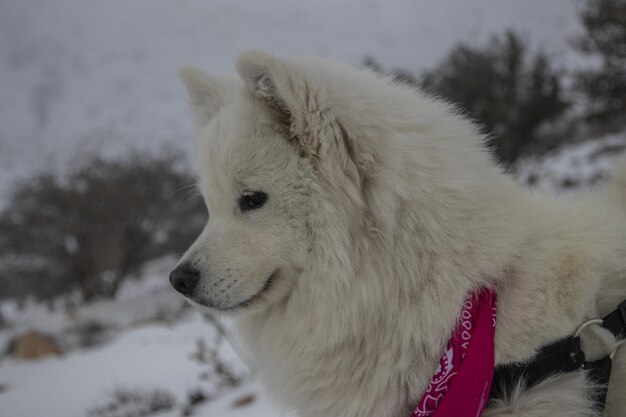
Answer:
xmin=515 ymin=133 xmax=626 ymax=192
xmin=1 ymin=312 xmax=290 ymax=417
xmin=0 ymin=0 xmax=586 ymax=199
xmin=0 ymin=258 xmax=291 ymax=417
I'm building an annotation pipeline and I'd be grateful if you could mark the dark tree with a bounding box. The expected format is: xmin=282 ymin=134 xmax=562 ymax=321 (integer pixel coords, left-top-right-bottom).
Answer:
xmin=574 ymin=0 xmax=626 ymax=128
xmin=420 ymin=31 xmax=570 ymax=165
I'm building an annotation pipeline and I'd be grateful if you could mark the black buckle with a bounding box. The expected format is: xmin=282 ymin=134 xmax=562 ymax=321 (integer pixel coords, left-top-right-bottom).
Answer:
xmin=602 ymin=299 xmax=626 ymax=339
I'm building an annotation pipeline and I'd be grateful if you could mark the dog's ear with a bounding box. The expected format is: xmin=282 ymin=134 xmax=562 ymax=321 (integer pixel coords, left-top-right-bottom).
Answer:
xmin=236 ymin=50 xmax=373 ymax=191
xmin=179 ymin=66 xmax=237 ymax=128
xmin=236 ymin=51 xmax=291 ymax=120
xmin=236 ymin=50 xmax=326 ymax=156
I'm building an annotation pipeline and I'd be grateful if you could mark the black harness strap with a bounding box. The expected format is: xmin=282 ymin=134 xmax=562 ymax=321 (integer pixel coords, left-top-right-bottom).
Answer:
xmin=489 ymin=336 xmax=586 ymax=399
xmin=601 ymin=299 xmax=626 ymax=340
xmin=489 ymin=299 xmax=626 ymax=414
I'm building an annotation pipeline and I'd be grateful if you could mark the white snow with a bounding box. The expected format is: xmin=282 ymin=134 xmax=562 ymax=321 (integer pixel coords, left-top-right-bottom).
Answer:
xmin=0 ymin=259 xmax=290 ymax=417
xmin=0 ymin=312 xmax=284 ymax=417
xmin=515 ymin=133 xmax=626 ymax=192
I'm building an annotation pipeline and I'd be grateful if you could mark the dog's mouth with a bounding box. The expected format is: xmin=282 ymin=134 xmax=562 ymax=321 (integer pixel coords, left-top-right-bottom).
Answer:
xmin=204 ymin=270 xmax=279 ymax=312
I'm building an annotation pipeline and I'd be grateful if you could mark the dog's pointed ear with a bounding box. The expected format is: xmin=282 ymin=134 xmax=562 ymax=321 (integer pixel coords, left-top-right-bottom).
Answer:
xmin=235 ymin=50 xmax=312 ymax=147
xmin=235 ymin=50 xmax=371 ymax=187
xmin=236 ymin=51 xmax=285 ymax=106
xmin=179 ymin=66 xmax=237 ymax=128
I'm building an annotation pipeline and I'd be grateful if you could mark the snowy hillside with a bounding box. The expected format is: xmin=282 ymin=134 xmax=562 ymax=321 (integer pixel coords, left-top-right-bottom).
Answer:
xmin=0 ymin=258 xmax=290 ymax=417
xmin=0 ymin=0 xmax=585 ymax=198
xmin=0 ymin=313 xmax=287 ymax=417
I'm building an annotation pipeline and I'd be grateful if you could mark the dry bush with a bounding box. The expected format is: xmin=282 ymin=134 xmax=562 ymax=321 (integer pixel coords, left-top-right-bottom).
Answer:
xmin=0 ymin=148 xmax=206 ymax=302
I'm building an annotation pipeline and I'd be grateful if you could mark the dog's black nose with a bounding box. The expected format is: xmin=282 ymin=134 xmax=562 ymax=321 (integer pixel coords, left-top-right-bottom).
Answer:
xmin=169 ymin=263 xmax=200 ymax=296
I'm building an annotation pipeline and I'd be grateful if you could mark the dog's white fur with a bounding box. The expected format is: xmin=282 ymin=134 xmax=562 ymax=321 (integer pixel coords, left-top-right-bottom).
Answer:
xmin=176 ymin=51 xmax=626 ymax=417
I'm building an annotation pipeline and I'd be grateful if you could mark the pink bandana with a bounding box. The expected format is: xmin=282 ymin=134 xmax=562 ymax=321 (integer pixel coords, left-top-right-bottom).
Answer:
xmin=412 ymin=288 xmax=497 ymax=417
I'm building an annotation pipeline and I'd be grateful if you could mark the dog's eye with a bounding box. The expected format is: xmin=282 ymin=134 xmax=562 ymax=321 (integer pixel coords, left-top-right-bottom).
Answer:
xmin=239 ymin=191 xmax=268 ymax=211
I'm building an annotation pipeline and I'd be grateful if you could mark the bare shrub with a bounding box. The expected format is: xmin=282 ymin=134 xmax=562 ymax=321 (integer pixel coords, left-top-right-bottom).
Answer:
xmin=0 ymin=148 xmax=206 ymax=302
xmin=87 ymin=387 xmax=176 ymax=417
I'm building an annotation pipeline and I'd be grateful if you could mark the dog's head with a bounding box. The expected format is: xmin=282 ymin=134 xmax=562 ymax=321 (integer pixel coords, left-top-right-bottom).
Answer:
xmin=170 ymin=51 xmax=485 ymax=314
xmin=171 ymin=51 xmax=381 ymax=313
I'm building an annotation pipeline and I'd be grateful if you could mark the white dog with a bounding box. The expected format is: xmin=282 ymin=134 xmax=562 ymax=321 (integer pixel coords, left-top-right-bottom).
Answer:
xmin=172 ymin=51 xmax=626 ymax=417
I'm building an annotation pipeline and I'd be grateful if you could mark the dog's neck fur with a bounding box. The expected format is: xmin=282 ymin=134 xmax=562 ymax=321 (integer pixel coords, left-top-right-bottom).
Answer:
xmin=233 ymin=72 xmax=625 ymax=417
